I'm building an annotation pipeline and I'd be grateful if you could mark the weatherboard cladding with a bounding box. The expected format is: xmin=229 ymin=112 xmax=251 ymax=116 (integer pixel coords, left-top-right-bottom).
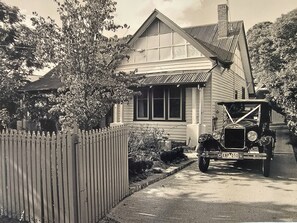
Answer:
xmin=139 ymin=72 xmax=210 ymax=86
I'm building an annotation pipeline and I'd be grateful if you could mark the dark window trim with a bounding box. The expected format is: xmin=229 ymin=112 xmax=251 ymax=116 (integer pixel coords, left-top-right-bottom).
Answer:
xmin=133 ymin=86 xmax=186 ymax=122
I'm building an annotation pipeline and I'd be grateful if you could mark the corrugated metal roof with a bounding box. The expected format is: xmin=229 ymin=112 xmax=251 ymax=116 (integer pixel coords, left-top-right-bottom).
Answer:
xmin=183 ymin=21 xmax=242 ymax=63
xmin=21 ymin=67 xmax=63 ymax=92
xmin=139 ymin=72 xmax=210 ymax=86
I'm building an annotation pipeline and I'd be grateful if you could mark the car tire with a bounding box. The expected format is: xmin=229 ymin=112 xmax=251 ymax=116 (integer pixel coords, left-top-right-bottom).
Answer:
xmin=198 ymin=156 xmax=210 ymax=173
xmin=262 ymin=157 xmax=270 ymax=177
xmin=262 ymin=143 xmax=272 ymax=177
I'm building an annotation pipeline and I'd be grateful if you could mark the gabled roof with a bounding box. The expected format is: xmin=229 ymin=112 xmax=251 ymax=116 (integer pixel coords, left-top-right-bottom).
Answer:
xmin=183 ymin=21 xmax=243 ymax=63
xmin=20 ymin=67 xmax=62 ymax=92
xmin=128 ymin=9 xmax=243 ymax=66
xmin=128 ymin=9 xmax=215 ymax=61
xmin=128 ymin=9 xmax=255 ymax=95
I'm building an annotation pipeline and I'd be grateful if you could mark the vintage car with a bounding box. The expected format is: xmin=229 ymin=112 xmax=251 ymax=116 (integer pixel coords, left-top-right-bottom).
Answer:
xmin=197 ymin=99 xmax=276 ymax=177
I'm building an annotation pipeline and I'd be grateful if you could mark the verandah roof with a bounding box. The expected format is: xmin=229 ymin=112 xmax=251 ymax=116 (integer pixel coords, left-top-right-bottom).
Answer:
xmin=138 ymin=72 xmax=211 ymax=86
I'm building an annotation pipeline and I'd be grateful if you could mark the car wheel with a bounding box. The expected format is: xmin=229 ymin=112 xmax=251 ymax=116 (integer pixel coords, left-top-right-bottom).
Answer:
xmin=262 ymin=157 xmax=271 ymax=177
xmin=198 ymin=156 xmax=210 ymax=173
xmin=262 ymin=143 xmax=272 ymax=177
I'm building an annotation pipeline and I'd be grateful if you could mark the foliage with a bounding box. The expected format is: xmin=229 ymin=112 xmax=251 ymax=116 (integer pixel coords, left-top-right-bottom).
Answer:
xmin=0 ymin=108 xmax=10 ymax=129
xmin=247 ymin=8 xmax=297 ymax=134
xmin=128 ymin=125 xmax=168 ymax=161
xmin=26 ymin=0 xmax=140 ymax=130
xmin=0 ymin=2 xmax=41 ymax=126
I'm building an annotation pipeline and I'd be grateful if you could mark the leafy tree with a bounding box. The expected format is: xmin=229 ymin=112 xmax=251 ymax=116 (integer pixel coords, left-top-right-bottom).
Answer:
xmin=27 ymin=0 xmax=139 ymax=130
xmin=247 ymin=8 xmax=297 ymax=133
xmin=0 ymin=1 xmax=40 ymax=128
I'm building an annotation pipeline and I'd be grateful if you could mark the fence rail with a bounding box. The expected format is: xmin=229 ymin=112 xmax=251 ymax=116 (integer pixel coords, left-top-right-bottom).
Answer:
xmin=0 ymin=125 xmax=129 ymax=223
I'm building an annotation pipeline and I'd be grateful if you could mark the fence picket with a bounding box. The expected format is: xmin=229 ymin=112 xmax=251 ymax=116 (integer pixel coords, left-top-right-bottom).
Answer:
xmin=0 ymin=125 xmax=129 ymax=223
xmin=57 ymin=132 xmax=65 ymax=223
xmin=35 ymin=131 xmax=42 ymax=222
xmin=98 ymin=129 xmax=104 ymax=218
xmin=26 ymin=132 xmax=34 ymax=222
xmin=30 ymin=132 xmax=36 ymax=222
xmin=80 ymin=130 xmax=87 ymax=223
xmin=51 ymin=132 xmax=59 ymax=223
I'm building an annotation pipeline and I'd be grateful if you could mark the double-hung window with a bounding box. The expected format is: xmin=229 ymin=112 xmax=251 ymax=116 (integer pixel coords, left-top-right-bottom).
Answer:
xmin=135 ymin=87 xmax=184 ymax=121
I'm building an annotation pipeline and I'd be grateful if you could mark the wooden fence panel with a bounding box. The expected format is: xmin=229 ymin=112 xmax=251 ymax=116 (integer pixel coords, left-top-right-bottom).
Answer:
xmin=0 ymin=124 xmax=129 ymax=223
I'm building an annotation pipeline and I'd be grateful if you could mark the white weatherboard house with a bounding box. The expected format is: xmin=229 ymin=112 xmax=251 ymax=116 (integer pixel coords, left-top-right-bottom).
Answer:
xmin=111 ymin=4 xmax=255 ymax=147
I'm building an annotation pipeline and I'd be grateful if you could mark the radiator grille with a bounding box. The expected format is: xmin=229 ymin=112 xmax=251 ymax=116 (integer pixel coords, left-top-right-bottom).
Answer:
xmin=224 ymin=128 xmax=245 ymax=148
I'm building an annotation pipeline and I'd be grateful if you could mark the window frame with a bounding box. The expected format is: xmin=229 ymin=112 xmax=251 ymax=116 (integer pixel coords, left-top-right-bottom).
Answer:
xmin=134 ymin=87 xmax=185 ymax=122
xmin=168 ymin=88 xmax=183 ymax=120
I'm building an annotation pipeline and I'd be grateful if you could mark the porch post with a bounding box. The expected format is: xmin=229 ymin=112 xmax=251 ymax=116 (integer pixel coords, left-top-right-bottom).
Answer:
xmin=198 ymin=87 xmax=206 ymax=135
xmin=192 ymin=88 xmax=197 ymax=124
xmin=113 ymin=104 xmax=118 ymax=123
xmin=119 ymin=103 xmax=123 ymax=124
xmin=199 ymin=87 xmax=204 ymax=124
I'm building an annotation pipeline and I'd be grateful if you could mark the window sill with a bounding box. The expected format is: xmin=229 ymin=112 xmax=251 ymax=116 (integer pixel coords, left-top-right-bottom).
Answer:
xmin=133 ymin=119 xmax=186 ymax=122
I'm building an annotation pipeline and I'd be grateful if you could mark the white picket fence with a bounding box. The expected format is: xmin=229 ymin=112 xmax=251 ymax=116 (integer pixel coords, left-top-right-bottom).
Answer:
xmin=0 ymin=125 xmax=129 ymax=223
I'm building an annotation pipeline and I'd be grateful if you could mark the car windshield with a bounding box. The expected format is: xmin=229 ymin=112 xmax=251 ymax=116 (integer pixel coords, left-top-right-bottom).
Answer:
xmin=224 ymin=103 xmax=261 ymax=121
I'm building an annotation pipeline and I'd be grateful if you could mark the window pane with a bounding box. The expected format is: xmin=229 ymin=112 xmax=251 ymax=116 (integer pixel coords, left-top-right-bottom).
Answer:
xmin=169 ymin=88 xmax=181 ymax=118
xmin=153 ymin=99 xmax=164 ymax=118
xmin=153 ymin=88 xmax=164 ymax=118
xmin=146 ymin=20 xmax=159 ymax=36
xmin=169 ymin=88 xmax=180 ymax=98
xmin=160 ymin=47 xmax=171 ymax=60
xmin=173 ymin=46 xmax=185 ymax=59
xmin=169 ymin=99 xmax=181 ymax=118
xmin=134 ymin=37 xmax=146 ymax=49
xmin=159 ymin=21 xmax=172 ymax=34
xmin=187 ymin=45 xmax=202 ymax=57
xmin=153 ymin=88 xmax=164 ymax=98
xmin=147 ymin=49 xmax=159 ymax=62
xmin=147 ymin=35 xmax=159 ymax=49
xmin=160 ymin=33 xmax=171 ymax=47
xmin=137 ymin=90 xmax=148 ymax=118
xmin=173 ymin=32 xmax=185 ymax=45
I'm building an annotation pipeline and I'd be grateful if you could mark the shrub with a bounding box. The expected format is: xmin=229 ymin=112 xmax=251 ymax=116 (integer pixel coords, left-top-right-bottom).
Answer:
xmin=128 ymin=125 xmax=167 ymax=161
xmin=160 ymin=147 xmax=188 ymax=163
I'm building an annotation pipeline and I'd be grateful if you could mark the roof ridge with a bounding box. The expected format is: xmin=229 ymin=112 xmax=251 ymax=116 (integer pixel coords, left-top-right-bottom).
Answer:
xmin=182 ymin=20 xmax=243 ymax=29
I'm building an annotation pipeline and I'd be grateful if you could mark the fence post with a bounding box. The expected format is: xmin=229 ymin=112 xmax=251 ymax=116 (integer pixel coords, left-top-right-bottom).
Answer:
xmin=69 ymin=123 xmax=79 ymax=223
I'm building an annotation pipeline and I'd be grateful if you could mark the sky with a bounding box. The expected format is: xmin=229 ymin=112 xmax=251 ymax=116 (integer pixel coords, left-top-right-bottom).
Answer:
xmin=3 ymin=0 xmax=297 ymax=37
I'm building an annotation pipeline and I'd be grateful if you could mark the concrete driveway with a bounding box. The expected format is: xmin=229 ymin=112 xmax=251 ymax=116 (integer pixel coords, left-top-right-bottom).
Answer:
xmin=107 ymin=125 xmax=297 ymax=222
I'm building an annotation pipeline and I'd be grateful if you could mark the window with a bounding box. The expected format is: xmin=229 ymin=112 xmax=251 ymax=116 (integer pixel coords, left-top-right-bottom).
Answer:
xmin=131 ymin=20 xmax=203 ymax=63
xmin=235 ymin=90 xmax=238 ymax=99
xmin=136 ymin=89 xmax=149 ymax=119
xmin=242 ymin=87 xmax=246 ymax=99
xmin=134 ymin=87 xmax=185 ymax=121
xmin=168 ymin=88 xmax=182 ymax=119
xmin=153 ymin=88 xmax=165 ymax=119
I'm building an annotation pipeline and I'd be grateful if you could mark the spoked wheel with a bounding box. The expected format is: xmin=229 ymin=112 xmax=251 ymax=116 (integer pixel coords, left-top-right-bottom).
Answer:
xmin=198 ymin=156 xmax=210 ymax=172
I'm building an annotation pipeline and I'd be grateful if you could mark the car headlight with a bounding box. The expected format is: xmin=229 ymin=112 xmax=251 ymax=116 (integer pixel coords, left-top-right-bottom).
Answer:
xmin=212 ymin=131 xmax=221 ymax=140
xmin=247 ymin=131 xmax=258 ymax=142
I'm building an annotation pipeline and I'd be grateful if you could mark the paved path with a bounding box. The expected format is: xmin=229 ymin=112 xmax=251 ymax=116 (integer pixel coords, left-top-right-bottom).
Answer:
xmin=107 ymin=125 xmax=297 ymax=222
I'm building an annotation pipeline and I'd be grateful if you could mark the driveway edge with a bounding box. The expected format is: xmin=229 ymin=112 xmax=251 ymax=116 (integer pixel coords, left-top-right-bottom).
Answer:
xmin=129 ymin=159 xmax=196 ymax=195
